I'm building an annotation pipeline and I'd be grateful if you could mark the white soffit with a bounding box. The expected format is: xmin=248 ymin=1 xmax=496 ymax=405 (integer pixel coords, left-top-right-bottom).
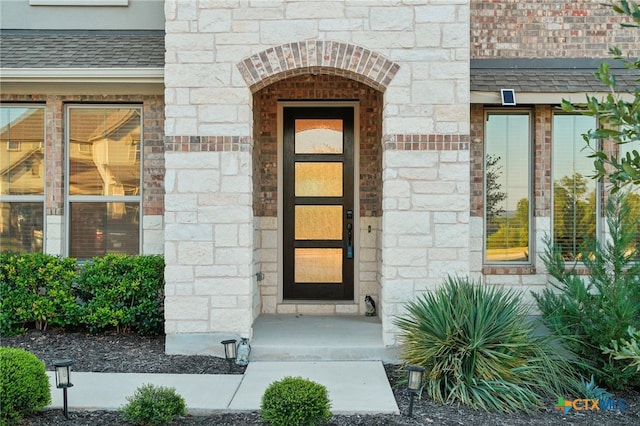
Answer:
xmin=0 ymin=68 xmax=163 ymax=84
xmin=471 ymin=91 xmax=635 ymax=104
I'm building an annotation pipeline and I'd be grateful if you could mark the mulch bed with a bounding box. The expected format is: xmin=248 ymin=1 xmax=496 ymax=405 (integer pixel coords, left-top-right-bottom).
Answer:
xmin=3 ymin=329 xmax=639 ymax=426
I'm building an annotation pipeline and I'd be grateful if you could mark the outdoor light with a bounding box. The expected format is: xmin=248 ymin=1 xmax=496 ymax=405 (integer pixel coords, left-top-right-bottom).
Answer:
xmin=53 ymin=359 xmax=74 ymax=419
xmin=406 ymin=365 xmax=424 ymax=417
xmin=221 ymin=339 xmax=237 ymax=372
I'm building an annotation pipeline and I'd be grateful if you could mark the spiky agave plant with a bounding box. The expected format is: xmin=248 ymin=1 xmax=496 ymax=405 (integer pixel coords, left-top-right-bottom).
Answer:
xmin=395 ymin=276 xmax=577 ymax=413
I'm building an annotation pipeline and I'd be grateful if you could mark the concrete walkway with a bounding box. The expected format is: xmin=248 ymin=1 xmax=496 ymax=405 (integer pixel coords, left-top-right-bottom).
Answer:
xmin=46 ymin=361 xmax=399 ymax=416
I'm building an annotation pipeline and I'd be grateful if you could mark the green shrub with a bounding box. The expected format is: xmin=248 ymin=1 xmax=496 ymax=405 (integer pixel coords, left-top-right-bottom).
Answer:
xmin=0 ymin=252 xmax=79 ymax=335
xmin=602 ymin=326 xmax=640 ymax=374
xmin=576 ymin=375 xmax=613 ymax=401
xmin=120 ymin=383 xmax=186 ymax=426
xmin=77 ymin=254 xmax=164 ymax=335
xmin=0 ymin=347 xmax=51 ymax=425
xmin=260 ymin=376 xmax=332 ymax=426
xmin=395 ymin=276 xmax=577 ymax=413
xmin=533 ymin=193 xmax=640 ymax=389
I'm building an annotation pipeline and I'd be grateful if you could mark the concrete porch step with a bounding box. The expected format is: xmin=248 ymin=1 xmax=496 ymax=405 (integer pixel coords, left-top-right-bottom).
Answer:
xmin=250 ymin=315 xmax=400 ymax=363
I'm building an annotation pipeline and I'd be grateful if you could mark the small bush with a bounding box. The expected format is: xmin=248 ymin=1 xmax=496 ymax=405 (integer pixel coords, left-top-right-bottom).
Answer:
xmin=120 ymin=383 xmax=186 ymax=426
xmin=602 ymin=326 xmax=640 ymax=374
xmin=0 ymin=252 xmax=79 ymax=335
xmin=77 ymin=254 xmax=164 ymax=335
xmin=395 ymin=276 xmax=577 ymax=413
xmin=260 ymin=376 xmax=332 ymax=426
xmin=533 ymin=193 xmax=640 ymax=389
xmin=576 ymin=375 xmax=613 ymax=401
xmin=0 ymin=347 xmax=51 ymax=424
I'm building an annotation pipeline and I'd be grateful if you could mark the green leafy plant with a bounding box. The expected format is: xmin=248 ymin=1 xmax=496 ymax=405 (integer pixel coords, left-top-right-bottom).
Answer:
xmin=0 ymin=252 xmax=79 ymax=335
xmin=76 ymin=254 xmax=164 ymax=335
xmin=260 ymin=376 xmax=332 ymax=426
xmin=602 ymin=326 xmax=640 ymax=373
xmin=395 ymin=276 xmax=577 ymax=413
xmin=576 ymin=375 xmax=614 ymax=401
xmin=0 ymin=347 xmax=51 ymax=425
xmin=533 ymin=193 xmax=640 ymax=389
xmin=120 ymin=383 xmax=186 ymax=426
xmin=561 ymin=0 xmax=640 ymax=193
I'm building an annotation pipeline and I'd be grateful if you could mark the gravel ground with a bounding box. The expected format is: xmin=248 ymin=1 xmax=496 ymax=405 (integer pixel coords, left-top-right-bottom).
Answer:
xmin=3 ymin=330 xmax=639 ymax=426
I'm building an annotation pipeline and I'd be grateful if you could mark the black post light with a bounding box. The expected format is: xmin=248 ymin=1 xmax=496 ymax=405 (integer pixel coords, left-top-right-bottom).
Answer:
xmin=53 ymin=359 xmax=74 ymax=419
xmin=406 ymin=365 xmax=424 ymax=417
xmin=221 ymin=339 xmax=237 ymax=372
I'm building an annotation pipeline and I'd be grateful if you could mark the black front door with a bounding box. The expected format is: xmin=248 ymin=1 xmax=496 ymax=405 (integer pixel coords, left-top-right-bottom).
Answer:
xmin=282 ymin=106 xmax=355 ymax=300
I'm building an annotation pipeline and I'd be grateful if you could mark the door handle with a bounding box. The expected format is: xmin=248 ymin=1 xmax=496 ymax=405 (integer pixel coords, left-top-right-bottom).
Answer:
xmin=347 ymin=223 xmax=353 ymax=259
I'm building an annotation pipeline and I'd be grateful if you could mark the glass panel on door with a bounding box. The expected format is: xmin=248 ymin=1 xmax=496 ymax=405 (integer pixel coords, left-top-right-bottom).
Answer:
xmin=294 ymin=119 xmax=343 ymax=154
xmin=294 ymin=205 xmax=343 ymax=240
xmin=295 ymin=162 xmax=343 ymax=196
xmin=294 ymin=248 xmax=343 ymax=283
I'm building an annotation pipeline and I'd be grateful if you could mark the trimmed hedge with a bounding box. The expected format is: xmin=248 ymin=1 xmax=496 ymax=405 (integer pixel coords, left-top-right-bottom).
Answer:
xmin=260 ymin=376 xmax=332 ymax=426
xmin=77 ymin=254 xmax=165 ymax=335
xmin=120 ymin=384 xmax=187 ymax=426
xmin=0 ymin=252 xmax=164 ymax=336
xmin=0 ymin=347 xmax=51 ymax=425
xmin=0 ymin=252 xmax=79 ymax=335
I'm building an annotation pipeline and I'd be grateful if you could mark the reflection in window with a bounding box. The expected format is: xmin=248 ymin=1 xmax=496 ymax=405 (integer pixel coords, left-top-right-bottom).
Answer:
xmin=484 ymin=112 xmax=530 ymax=263
xmin=619 ymin=141 xmax=640 ymax=260
xmin=294 ymin=119 xmax=343 ymax=154
xmin=0 ymin=106 xmax=45 ymax=253
xmin=552 ymin=115 xmax=597 ymax=260
xmin=67 ymin=106 xmax=141 ymax=258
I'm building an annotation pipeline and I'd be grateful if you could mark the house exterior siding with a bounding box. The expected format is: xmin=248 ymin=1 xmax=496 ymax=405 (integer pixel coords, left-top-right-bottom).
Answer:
xmin=1 ymin=0 xmax=637 ymax=356
xmin=163 ymin=0 xmax=470 ymax=351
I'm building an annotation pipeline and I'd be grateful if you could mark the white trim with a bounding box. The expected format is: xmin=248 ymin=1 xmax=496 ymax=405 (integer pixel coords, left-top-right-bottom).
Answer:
xmin=0 ymin=68 xmax=163 ymax=84
xmin=30 ymin=0 xmax=128 ymax=6
xmin=472 ymin=91 xmax=635 ymax=104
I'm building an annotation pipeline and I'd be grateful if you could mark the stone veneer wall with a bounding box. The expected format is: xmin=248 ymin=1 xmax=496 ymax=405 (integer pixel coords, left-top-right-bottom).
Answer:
xmin=164 ymin=0 xmax=470 ymax=350
xmin=0 ymin=93 xmax=165 ymax=256
xmin=382 ymin=136 xmax=470 ymax=345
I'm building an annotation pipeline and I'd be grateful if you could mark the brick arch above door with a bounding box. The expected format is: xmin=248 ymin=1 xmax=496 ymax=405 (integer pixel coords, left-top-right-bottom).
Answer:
xmin=236 ymin=40 xmax=400 ymax=92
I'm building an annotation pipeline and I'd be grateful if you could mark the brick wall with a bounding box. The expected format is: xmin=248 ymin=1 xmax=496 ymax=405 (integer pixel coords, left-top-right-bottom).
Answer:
xmin=471 ymin=0 xmax=639 ymax=58
xmin=252 ymin=73 xmax=383 ymax=218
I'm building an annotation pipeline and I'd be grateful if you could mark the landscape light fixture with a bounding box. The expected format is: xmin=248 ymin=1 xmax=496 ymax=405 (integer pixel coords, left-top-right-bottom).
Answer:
xmin=406 ymin=365 xmax=424 ymax=417
xmin=500 ymin=88 xmax=516 ymax=106
xmin=221 ymin=339 xmax=237 ymax=372
xmin=53 ymin=359 xmax=74 ymax=419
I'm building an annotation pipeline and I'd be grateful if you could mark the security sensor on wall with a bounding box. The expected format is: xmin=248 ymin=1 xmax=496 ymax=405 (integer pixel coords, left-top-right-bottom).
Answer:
xmin=501 ymin=89 xmax=516 ymax=106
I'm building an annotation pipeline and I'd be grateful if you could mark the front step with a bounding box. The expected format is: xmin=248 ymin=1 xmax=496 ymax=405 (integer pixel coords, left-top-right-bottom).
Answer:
xmin=250 ymin=315 xmax=400 ymax=363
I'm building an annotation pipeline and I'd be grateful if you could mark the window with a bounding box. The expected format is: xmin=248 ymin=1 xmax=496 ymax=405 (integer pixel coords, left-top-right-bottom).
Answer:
xmin=552 ymin=114 xmax=598 ymax=260
xmin=0 ymin=106 xmax=45 ymax=253
xmin=484 ymin=112 xmax=531 ymax=263
xmin=66 ymin=106 xmax=141 ymax=258
xmin=619 ymin=141 xmax=640 ymax=260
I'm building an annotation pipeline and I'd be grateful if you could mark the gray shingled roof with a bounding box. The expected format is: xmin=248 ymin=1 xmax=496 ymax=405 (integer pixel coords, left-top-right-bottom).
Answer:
xmin=471 ymin=59 xmax=638 ymax=93
xmin=0 ymin=30 xmax=164 ymax=68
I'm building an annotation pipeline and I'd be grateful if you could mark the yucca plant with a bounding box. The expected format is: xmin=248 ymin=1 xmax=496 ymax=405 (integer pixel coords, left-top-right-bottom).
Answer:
xmin=395 ymin=276 xmax=577 ymax=413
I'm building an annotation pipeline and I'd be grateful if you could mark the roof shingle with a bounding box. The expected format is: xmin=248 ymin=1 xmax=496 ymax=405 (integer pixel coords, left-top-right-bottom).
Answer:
xmin=0 ymin=30 xmax=165 ymax=68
